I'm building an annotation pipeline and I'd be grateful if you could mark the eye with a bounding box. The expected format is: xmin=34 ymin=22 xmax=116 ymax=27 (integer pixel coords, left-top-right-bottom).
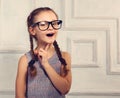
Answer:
xmin=52 ymin=21 xmax=58 ymax=25
xmin=52 ymin=20 xmax=62 ymax=25
xmin=39 ymin=21 xmax=48 ymax=26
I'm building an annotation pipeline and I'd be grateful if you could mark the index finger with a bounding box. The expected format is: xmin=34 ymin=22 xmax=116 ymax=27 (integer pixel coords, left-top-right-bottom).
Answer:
xmin=45 ymin=44 xmax=50 ymax=51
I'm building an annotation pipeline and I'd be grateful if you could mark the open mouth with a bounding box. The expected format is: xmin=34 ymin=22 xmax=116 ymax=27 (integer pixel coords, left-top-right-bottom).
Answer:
xmin=46 ymin=33 xmax=54 ymax=37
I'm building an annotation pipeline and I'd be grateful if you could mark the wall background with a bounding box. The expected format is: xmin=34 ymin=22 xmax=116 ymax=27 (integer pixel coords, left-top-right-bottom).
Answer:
xmin=0 ymin=0 xmax=120 ymax=98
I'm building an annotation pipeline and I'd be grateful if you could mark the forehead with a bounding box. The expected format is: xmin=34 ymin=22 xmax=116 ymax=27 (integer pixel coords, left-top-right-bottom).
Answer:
xmin=34 ymin=11 xmax=58 ymax=22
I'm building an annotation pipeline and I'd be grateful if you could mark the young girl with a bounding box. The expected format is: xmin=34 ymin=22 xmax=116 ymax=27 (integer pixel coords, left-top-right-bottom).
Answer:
xmin=15 ymin=7 xmax=72 ymax=98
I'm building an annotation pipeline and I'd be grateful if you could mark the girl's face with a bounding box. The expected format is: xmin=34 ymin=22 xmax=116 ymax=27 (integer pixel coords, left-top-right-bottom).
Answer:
xmin=30 ymin=11 xmax=59 ymax=45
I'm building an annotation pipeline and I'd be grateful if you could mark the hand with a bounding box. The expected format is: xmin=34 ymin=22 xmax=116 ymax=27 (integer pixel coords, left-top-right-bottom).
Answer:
xmin=37 ymin=44 xmax=50 ymax=67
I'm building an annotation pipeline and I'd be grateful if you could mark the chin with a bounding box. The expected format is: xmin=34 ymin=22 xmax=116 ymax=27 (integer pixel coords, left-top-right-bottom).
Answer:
xmin=46 ymin=40 xmax=55 ymax=44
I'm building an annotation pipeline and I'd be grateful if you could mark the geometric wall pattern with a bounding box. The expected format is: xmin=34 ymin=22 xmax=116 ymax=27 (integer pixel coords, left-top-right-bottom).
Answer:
xmin=1 ymin=0 xmax=120 ymax=98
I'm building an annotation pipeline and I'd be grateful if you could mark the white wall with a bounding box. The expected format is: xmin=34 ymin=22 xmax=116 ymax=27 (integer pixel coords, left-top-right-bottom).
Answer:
xmin=0 ymin=0 xmax=120 ymax=98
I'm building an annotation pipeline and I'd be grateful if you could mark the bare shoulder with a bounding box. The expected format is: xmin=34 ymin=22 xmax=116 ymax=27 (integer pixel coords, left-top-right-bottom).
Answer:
xmin=61 ymin=51 xmax=71 ymax=68
xmin=17 ymin=54 xmax=28 ymax=73
xmin=16 ymin=54 xmax=28 ymax=93
xmin=61 ymin=51 xmax=71 ymax=60
xmin=18 ymin=54 xmax=28 ymax=66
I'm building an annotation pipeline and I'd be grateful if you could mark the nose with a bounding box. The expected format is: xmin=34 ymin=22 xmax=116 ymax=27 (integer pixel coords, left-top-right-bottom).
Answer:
xmin=48 ymin=23 xmax=53 ymax=30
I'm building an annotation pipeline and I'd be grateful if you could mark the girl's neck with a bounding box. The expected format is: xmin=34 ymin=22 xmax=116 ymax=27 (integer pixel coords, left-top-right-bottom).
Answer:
xmin=37 ymin=43 xmax=51 ymax=50
xmin=36 ymin=42 xmax=54 ymax=53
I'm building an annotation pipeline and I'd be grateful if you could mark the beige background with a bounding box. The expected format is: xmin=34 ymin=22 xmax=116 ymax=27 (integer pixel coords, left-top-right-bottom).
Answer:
xmin=0 ymin=0 xmax=120 ymax=98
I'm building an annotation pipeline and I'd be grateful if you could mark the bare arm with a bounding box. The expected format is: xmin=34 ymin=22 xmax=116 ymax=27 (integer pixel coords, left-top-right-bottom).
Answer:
xmin=15 ymin=55 xmax=28 ymax=98
xmin=39 ymin=50 xmax=72 ymax=95
xmin=45 ymin=52 xmax=72 ymax=95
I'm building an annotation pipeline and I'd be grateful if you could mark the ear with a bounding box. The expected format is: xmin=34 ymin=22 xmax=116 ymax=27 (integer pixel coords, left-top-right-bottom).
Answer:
xmin=28 ymin=27 xmax=36 ymax=36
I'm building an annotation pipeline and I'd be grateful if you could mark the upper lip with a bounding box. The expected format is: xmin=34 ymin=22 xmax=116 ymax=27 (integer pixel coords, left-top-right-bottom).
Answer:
xmin=46 ymin=32 xmax=55 ymax=35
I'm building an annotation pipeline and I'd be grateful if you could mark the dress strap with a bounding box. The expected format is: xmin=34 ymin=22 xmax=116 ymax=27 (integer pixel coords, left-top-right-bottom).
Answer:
xmin=25 ymin=51 xmax=32 ymax=63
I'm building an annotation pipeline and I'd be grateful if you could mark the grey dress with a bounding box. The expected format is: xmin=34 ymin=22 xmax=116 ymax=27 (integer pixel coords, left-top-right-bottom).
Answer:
xmin=25 ymin=51 xmax=65 ymax=98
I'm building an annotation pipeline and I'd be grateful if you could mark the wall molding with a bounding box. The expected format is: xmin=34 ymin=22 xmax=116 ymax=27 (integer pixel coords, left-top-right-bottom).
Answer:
xmin=0 ymin=90 xmax=14 ymax=95
xmin=64 ymin=0 xmax=120 ymax=74
xmin=0 ymin=49 xmax=27 ymax=54
xmin=67 ymin=37 xmax=98 ymax=68
xmin=67 ymin=91 xmax=120 ymax=96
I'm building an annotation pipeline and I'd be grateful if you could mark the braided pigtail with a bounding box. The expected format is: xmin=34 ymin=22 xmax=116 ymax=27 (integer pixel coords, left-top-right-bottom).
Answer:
xmin=53 ymin=40 xmax=68 ymax=76
xmin=28 ymin=34 xmax=37 ymax=77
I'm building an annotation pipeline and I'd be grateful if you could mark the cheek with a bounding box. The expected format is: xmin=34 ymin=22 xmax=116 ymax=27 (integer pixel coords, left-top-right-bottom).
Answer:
xmin=55 ymin=31 xmax=58 ymax=36
xmin=54 ymin=33 xmax=57 ymax=38
xmin=36 ymin=33 xmax=43 ymax=39
xmin=36 ymin=32 xmax=47 ymax=40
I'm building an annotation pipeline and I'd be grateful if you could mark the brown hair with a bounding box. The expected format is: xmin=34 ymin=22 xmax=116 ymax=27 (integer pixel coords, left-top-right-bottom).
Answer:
xmin=27 ymin=7 xmax=68 ymax=77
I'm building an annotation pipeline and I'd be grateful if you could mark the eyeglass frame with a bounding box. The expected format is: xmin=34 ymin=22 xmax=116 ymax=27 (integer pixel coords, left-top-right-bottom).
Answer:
xmin=31 ymin=20 xmax=62 ymax=31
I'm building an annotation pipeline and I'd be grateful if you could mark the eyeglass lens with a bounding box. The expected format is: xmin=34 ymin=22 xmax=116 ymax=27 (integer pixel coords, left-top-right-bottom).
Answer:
xmin=38 ymin=20 xmax=62 ymax=31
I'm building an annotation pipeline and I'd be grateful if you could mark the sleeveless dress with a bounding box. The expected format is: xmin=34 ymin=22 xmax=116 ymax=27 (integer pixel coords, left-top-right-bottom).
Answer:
xmin=25 ymin=51 xmax=65 ymax=98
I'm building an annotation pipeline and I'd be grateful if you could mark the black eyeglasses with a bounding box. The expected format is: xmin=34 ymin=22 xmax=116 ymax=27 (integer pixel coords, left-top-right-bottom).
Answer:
xmin=31 ymin=20 xmax=62 ymax=31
